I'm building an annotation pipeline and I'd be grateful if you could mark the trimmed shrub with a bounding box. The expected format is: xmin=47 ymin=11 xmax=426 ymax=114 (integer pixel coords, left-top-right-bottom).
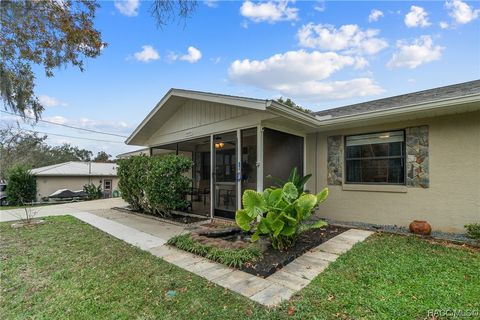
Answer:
xmin=5 ymin=165 xmax=36 ymax=205
xmin=144 ymin=154 xmax=192 ymax=215
xmin=465 ymin=223 xmax=480 ymax=240
xmin=117 ymin=154 xmax=193 ymax=215
xmin=117 ymin=155 xmax=150 ymax=211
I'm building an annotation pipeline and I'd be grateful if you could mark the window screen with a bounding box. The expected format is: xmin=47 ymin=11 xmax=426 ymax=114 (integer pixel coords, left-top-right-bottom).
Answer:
xmin=345 ymin=131 xmax=405 ymax=185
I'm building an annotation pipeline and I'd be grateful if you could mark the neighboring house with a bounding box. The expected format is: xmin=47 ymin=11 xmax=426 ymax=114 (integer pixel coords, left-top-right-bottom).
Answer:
xmin=116 ymin=147 xmax=170 ymax=159
xmin=125 ymin=81 xmax=480 ymax=233
xmin=116 ymin=148 xmax=150 ymax=159
xmin=31 ymin=162 xmax=119 ymax=201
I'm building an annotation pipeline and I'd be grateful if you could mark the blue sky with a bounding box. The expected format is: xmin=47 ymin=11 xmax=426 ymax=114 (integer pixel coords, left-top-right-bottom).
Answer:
xmin=4 ymin=0 xmax=479 ymax=156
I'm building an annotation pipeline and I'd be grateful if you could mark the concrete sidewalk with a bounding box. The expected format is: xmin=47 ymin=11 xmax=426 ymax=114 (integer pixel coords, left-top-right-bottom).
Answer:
xmin=72 ymin=212 xmax=169 ymax=250
xmin=0 ymin=198 xmax=128 ymax=222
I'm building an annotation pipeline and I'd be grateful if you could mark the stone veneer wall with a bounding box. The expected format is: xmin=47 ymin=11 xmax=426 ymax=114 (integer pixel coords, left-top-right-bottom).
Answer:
xmin=327 ymin=135 xmax=343 ymax=185
xmin=405 ymin=125 xmax=429 ymax=188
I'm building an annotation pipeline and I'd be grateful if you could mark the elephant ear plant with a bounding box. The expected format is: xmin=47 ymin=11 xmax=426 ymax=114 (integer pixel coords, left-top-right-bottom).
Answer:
xmin=235 ymin=181 xmax=329 ymax=250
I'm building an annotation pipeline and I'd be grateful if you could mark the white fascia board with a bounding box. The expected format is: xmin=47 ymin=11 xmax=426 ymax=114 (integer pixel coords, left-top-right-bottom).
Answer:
xmin=315 ymin=94 xmax=480 ymax=130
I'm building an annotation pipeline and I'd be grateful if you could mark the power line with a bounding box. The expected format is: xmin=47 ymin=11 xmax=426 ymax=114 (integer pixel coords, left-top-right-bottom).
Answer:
xmin=0 ymin=110 xmax=129 ymax=138
xmin=2 ymin=126 xmax=126 ymax=144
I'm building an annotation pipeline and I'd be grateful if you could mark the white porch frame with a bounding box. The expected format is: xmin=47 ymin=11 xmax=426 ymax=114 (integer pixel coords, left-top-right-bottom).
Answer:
xmin=150 ymin=123 xmax=305 ymax=220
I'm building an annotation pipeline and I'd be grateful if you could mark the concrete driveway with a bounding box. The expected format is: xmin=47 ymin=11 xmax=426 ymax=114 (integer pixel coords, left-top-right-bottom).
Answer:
xmin=0 ymin=198 xmax=128 ymax=222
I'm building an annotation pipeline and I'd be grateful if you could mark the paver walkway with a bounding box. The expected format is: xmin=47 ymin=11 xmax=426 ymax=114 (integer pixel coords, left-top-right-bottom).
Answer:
xmin=1 ymin=202 xmax=373 ymax=307
xmin=148 ymin=228 xmax=373 ymax=306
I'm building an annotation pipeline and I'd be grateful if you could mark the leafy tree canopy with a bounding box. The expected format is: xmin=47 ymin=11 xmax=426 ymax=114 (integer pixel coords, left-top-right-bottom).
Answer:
xmin=93 ymin=151 xmax=113 ymax=163
xmin=276 ymin=97 xmax=314 ymax=115
xmin=0 ymin=127 xmax=112 ymax=179
xmin=0 ymin=0 xmax=198 ymax=120
xmin=0 ymin=0 xmax=105 ymax=119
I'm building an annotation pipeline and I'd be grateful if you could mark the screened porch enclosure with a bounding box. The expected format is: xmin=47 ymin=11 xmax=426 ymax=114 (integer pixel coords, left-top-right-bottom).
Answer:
xmin=150 ymin=127 xmax=304 ymax=219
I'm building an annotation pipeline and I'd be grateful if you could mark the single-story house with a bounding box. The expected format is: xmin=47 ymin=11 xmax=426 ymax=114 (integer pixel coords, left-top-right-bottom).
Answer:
xmin=126 ymin=80 xmax=480 ymax=233
xmin=31 ymin=162 xmax=119 ymax=201
xmin=116 ymin=148 xmax=150 ymax=159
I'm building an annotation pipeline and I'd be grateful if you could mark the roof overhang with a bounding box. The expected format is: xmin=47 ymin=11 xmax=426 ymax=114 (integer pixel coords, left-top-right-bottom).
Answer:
xmin=314 ymin=93 xmax=480 ymax=132
xmin=126 ymin=88 xmax=480 ymax=146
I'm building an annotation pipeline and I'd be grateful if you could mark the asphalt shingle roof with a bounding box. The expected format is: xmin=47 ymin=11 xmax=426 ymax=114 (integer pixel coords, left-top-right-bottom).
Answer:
xmin=315 ymin=80 xmax=480 ymax=119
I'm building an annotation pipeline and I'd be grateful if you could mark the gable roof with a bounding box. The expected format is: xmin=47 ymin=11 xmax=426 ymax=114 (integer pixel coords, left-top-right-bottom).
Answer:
xmin=315 ymin=80 xmax=480 ymax=119
xmin=125 ymin=88 xmax=319 ymax=145
xmin=31 ymin=162 xmax=117 ymax=177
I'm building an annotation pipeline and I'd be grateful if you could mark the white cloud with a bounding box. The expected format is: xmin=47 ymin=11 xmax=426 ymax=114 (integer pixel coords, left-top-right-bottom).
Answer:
xmin=170 ymin=47 xmax=202 ymax=63
xmin=387 ymin=36 xmax=444 ymax=69
xmin=44 ymin=116 xmax=130 ymax=133
xmin=180 ymin=46 xmax=202 ymax=63
xmin=297 ymin=23 xmax=388 ymax=55
xmin=446 ymin=0 xmax=479 ymax=24
xmin=240 ymin=0 xmax=299 ymax=23
xmin=228 ymin=50 xmax=382 ymax=101
xmin=133 ymin=45 xmax=160 ymax=62
xmin=114 ymin=0 xmax=140 ymax=17
xmin=46 ymin=115 xmax=68 ymax=125
xmin=211 ymin=56 xmax=222 ymax=64
xmin=229 ymin=50 xmax=355 ymax=85
xmin=368 ymin=9 xmax=384 ymax=22
xmin=439 ymin=21 xmax=450 ymax=29
xmin=354 ymin=57 xmax=369 ymax=69
xmin=404 ymin=5 xmax=431 ymax=27
xmin=313 ymin=0 xmax=325 ymax=12
xmin=38 ymin=95 xmax=67 ymax=108
xmin=204 ymin=0 xmax=218 ymax=8
xmin=276 ymin=78 xmax=384 ymax=101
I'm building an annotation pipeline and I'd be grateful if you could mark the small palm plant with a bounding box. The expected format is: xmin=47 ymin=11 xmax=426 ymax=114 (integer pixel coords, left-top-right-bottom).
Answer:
xmin=235 ymin=181 xmax=329 ymax=250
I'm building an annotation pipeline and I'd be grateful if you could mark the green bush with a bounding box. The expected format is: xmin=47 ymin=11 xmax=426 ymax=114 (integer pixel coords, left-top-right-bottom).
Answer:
xmin=117 ymin=155 xmax=150 ymax=211
xmin=117 ymin=154 xmax=193 ymax=215
xmin=465 ymin=223 xmax=480 ymax=240
xmin=83 ymin=183 xmax=102 ymax=200
xmin=5 ymin=165 xmax=36 ymax=205
xmin=144 ymin=154 xmax=192 ymax=215
xmin=167 ymin=233 xmax=261 ymax=268
xmin=235 ymin=182 xmax=329 ymax=250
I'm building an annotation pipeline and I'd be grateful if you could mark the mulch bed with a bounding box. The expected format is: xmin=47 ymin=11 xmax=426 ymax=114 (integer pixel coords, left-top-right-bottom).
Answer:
xmin=112 ymin=206 xmax=208 ymax=225
xmin=162 ymin=213 xmax=208 ymax=225
xmin=241 ymin=225 xmax=349 ymax=278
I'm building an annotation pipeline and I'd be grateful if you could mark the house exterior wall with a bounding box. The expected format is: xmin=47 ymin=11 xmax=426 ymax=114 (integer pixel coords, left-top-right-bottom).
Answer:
xmin=147 ymin=100 xmax=275 ymax=147
xmin=311 ymin=110 xmax=480 ymax=233
xmin=35 ymin=176 xmax=119 ymax=200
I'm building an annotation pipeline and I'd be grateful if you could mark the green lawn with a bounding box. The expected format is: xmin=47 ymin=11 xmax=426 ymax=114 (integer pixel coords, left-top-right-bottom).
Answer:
xmin=1 ymin=216 xmax=479 ymax=319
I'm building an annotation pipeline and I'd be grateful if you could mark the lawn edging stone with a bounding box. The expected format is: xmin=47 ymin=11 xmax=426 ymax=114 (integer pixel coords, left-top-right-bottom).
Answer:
xmin=148 ymin=228 xmax=374 ymax=307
